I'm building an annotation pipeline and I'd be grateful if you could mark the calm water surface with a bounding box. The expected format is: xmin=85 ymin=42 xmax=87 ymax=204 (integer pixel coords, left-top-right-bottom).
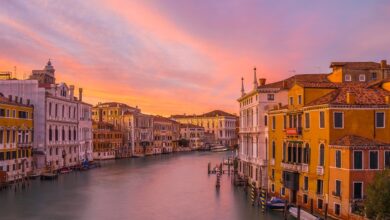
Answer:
xmin=0 ymin=151 xmax=283 ymax=220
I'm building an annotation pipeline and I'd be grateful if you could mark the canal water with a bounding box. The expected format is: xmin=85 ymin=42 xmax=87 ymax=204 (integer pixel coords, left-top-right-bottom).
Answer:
xmin=0 ymin=151 xmax=283 ymax=220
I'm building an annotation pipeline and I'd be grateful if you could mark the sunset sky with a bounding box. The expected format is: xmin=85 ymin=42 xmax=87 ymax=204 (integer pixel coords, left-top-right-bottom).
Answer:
xmin=0 ymin=0 xmax=389 ymax=116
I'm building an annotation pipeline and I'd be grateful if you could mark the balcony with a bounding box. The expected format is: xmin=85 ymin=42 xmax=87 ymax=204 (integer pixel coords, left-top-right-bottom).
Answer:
xmin=301 ymin=164 xmax=309 ymax=173
xmin=285 ymin=127 xmax=302 ymax=136
xmin=316 ymin=166 xmax=324 ymax=175
xmin=281 ymin=162 xmax=302 ymax=172
xmin=332 ymin=191 xmax=341 ymax=199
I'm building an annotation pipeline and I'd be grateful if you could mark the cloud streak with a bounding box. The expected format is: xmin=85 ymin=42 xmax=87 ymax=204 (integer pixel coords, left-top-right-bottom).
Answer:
xmin=0 ymin=0 xmax=389 ymax=115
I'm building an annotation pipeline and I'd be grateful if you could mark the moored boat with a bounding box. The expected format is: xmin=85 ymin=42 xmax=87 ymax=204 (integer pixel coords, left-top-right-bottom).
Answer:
xmin=210 ymin=145 xmax=228 ymax=152
xmin=266 ymin=197 xmax=286 ymax=210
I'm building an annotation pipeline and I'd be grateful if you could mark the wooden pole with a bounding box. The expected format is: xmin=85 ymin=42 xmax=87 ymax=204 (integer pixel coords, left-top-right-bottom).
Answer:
xmin=310 ymin=198 xmax=314 ymax=214
xmin=297 ymin=205 xmax=301 ymax=220
xmin=325 ymin=203 xmax=328 ymax=220
xmin=284 ymin=200 xmax=288 ymax=220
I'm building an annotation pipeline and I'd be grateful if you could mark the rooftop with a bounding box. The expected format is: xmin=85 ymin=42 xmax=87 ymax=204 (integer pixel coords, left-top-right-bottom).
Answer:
xmin=171 ymin=110 xmax=237 ymax=118
xmin=330 ymin=61 xmax=390 ymax=69
xmin=259 ymin=73 xmax=330 ymax=90
xmin=330 ymin=135 xmax=390 ymax=147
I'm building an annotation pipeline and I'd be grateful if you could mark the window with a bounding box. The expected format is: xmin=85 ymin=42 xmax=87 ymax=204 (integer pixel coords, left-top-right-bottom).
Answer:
xmin=271 ymin=184 xmax=275 ymax=192
xmin=305 ymin=113 xmax=310 ymax=129
xmin=289 ymin=97 xmax=294 ymax=105
xmin=334 ymin=112 xmax=343 ymax=128
xmin=304 ymin=176 xmax=308 ymax=191
xmin=385 ymin=151 xmax=390 ymax=168
xmin=272 ymin=141 xmax=275 ymax=159
xmin=369 ymin=151 xmax=378 ymax=169
xmin=303 ymin=143 xmax=310 ymax=164
xmin=345 ymin=74 xmax=352 ymax=82
xmin=281 ymin=187 xmax=285 ymax=196
xmin=353 ymin=182 xmax=363 ymax=199
xmin=372 ymin=72 xmax=377 ymax=80
xmin=282 ymin=142 xmax=286 ymax=162
xmin=335 ymin=150 xmax=341 ymax=168
xmin=317 ymin=199 xmax=323 ymax=209
xmin=354 ymin=151 xmax=363 ymax=169
xmin=283 ymin=115 xmax=286 ymax=130
xmin=319 ymin=111 xmax=325 ymax=128
xmin=319 ymin=144 xmax=325 ymax=166
xmin=272 ymin=116 xmax=276 ymax=130
xmin=303 ymin=194 xmax=308 ymax=204
xmin=359 ymin=74 xmax=366 ymax=82
xmin=267 ymin=94 xmax=274 ymax=101
xmin=335 ymin=204 xmax=341 ymax=216
xmin=335 ymin=180 xmax=341 ymax=196
xmin=375 ymin=112 xmax=385 ymax=128
xmin=49 ymin=103 xmax=52 ymax=116
xmin=317 ymin=179 xmax=323 ymax=195
xmin=298 ymin=95 xmax=302 ymax=104
xmin=264 ymin=115 xmax=268 ymax=126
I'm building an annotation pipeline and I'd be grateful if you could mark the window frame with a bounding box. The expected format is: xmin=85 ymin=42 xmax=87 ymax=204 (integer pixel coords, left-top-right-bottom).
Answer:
xmin=353 ymin=150 xmax=363 ymax=170
xmin=334 ymin=203 xmax=341 ymax=216
xmin=305 ymin=112 xmax=310 ymax=129
xmin=335 ymin=179 xmax=341 ymax=196
xmin=385 ymin=150 xmax=390 ymax=169
xmin=335 ymin=150 xmax=341 ymax=168
xmin=359 ymin=74 xmax=366 ymax=82
xmin=369 ymin=150 xmax=379 ymax=170
xmin=298 ymin=95 xmax=302 ymax=105
xmin=353 ymin=181 xmax=363 ymax=199
xmin=289 ymin=97 xmax=294 ymax=105
xmin=375 ymin=112 xmax=385 ymax=128
xmin=345 ymin=74 xmax=352 ymax=82
xmin=333 ymin=112 xmax=344 ymax=129
xmin=319 ymin=111 xmax=325 ymax=129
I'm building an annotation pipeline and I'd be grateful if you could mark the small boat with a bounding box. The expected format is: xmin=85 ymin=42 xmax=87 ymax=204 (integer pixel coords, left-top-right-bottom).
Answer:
xmin=266 ymin=197 xmax=286 ymax=210
xmin=41 ymin=172 xmax=58 ymax=180
xmin=211 ymin=145 xmax=229 ymax=152
xmin=289 ymin=206 xmax=319 ymax=220
xmin=59 ymin=167 xmax=72 ymax=174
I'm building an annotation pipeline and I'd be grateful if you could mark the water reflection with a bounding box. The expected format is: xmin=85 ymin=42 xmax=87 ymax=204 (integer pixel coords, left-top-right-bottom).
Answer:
xmin=0 ymin=152 xmax=283 ymax=220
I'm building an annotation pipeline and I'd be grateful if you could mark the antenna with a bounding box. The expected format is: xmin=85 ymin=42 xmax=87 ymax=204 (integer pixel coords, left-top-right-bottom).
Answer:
xmin=14 ymin=66 xmax=16 ymax=79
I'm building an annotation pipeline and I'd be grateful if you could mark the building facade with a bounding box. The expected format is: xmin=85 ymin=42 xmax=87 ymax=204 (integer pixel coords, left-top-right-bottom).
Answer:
xmin=153 ymin=116 xmax=180 ymax=154
xmin=0 ymin=94 xmax=33 ymax=182
xmin=180 ymin=124 xmax=205 ymax=150
xmin=92 ymin=121 xmax=122 ymax=160
xmin=0 ymin=61 xmax=93 ymax=171
xmin=267 ymin=80 xmax=390 ymax=219
xmin=171 ymin=110 xmax=238 ymax=147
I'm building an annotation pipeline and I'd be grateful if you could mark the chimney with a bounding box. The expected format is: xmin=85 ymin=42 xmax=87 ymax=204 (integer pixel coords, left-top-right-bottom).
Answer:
xmin=381 ymin=60 xmax=387 ymax=69
xmin=282 ymin=80 xmax=287 ymax=89
xmin=79 ymin=88 xmax=83 ymax=101
xmin=346 ymin=92 xmax=355 ymax=104
xmin=8 ymin=95 xmax=12 ymax=101
xmin=19 ymin=97 xmax=22 ymax=104
xmin=259 ymin=78 xmax=266 ymax=86
xmin=70 ymin=85 xmax=75 ymax=100
xmin=385 ymin=95 xmax=390 ymax=104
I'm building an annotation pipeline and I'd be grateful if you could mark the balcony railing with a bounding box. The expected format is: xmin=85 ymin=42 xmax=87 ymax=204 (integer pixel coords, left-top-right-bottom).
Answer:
xmin=285 ymin=127 xmax=302 ymax=136
xmin=316 ymin=166 xmax=324 ymax=175
xmin=281 ymin=162 xmax=302 ymax=172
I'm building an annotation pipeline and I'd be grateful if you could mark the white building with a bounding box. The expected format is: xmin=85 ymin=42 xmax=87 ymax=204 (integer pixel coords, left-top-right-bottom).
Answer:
xmin=237 ymin=68 xmax=329 ymax=189
xmin=171 ymin=110 xmax=238 ymax=147
xmin=0 ymin=60 xmax=93 ymax=171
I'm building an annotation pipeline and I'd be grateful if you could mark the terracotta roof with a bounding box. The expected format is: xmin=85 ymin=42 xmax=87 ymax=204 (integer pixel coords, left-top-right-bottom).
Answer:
xmin=307 ymin=83 xmax=390 ymax=106
xmin=330 ymin=135 xmax=390 ymax=146
xmin=259 ymin=74 xmax=330 ymax=89
xmin=95 ymin=102 xmax=138 ymax=110
xmin=330 ymin=61 xmax=390 ymax=69
xmin=296 ymin=81 xmax=342 ymax=88
xmin=153 ymin=115 xmax=179 ymax=123
xmin=171 ymin=110 xmax=237 ymax=118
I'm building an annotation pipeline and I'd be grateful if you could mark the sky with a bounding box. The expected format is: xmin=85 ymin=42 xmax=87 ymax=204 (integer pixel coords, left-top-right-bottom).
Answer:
xmin=0 ymin=0 xmax=389 ymax=116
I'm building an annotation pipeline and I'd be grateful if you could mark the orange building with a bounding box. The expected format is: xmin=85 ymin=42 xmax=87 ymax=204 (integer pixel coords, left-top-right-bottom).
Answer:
xmin=268 ymin=79 xmax=390 ymax=219
xmin=92 ymin=121 xmax=123 ymax=160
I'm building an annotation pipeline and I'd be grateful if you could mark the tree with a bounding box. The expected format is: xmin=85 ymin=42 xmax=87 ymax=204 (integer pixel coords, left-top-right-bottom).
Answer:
xmin=365 ymin=169 xmax=390 ymax=219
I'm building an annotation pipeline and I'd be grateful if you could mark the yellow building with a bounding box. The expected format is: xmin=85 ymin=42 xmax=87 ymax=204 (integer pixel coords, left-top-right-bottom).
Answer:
xmin=92 ymin=121 xmax=122 ymax=160
xmin=0 ymin=94 xmax=34 ymax=182
xmin=268 ymin=80 xmax=390 ymax=219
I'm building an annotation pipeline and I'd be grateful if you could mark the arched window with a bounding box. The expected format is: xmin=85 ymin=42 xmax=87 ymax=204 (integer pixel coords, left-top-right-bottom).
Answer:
xmin=49 ymin=126 xmax=52 ymax=141
xmin=55 ymin=126 xmax=58 ymax=141
xmin=272 ymin=141 xmax=276 ymax=159
xmin=62 ymin=127 xmax=65 ymax=141
xmin=73 ymin=128 xmax=77 ymax=140
xmin=319 ymin=143 xmax=325 ymax=166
